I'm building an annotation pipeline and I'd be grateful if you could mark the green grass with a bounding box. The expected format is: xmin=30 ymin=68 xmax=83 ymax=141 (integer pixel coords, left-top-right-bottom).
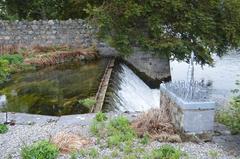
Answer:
xmin=208 ymin=150 xmax=219 ymax=159
xmin=89 ymin=113 xmax=188 ymax=159
xmin=21 ymin=140 xmax=59 ymax=159
xmin=0 ymin=54 xmax=24 ymax=64
xmin=216 ymin=80 xmax=240 ymax=134
xmin=149 ymin=145 xmax=184 ymax=159
xmin=90 ymin=113 xmax=136 ymax=148
xmin=0 ymin=124 xmax=8 ymax=134
xmin=71 ymin=148 xmax=99 ymax=159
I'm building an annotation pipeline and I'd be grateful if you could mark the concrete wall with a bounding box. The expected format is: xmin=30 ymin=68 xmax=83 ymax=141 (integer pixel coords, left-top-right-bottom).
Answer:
xmin=0 ymin=19 xmax=170 ymax=80
xmin=125 ymin=48 xmax=170 ymax=81
xmin=160 ymin=84 xmax=216 ymax=134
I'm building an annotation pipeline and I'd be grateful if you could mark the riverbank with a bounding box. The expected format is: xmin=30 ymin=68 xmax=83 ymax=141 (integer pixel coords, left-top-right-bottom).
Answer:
xmin=0 ymin=112 xmax=239 ymax=159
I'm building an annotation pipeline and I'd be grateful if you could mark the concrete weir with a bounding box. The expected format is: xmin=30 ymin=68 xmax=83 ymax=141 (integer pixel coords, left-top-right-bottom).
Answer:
xmin=91 ymin=58 xmax=115 ymax=113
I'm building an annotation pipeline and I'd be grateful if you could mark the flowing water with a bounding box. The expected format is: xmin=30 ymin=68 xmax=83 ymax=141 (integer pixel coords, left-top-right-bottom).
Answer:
xmin=103 ymin=63 xmax=160 ymax=112
xmin=0 ymin=59 xmax=108 ymax=116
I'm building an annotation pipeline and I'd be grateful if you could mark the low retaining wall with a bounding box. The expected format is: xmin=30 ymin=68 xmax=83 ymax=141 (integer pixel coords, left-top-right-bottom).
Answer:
xmin=160 ymin=84 xmax=215 ymax=134
xmin=0 ymin=19 xmax=170 ymax=80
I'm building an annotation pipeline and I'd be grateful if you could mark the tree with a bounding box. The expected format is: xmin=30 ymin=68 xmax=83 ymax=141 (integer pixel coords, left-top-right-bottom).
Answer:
xmin=0 ymin=0 xmax=103 ymax=20
xmin=87 ymin=0 xmax=240 ymax=64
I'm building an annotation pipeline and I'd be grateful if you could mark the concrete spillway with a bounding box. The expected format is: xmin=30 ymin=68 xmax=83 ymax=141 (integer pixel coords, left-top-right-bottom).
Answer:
xmin=104 ymin=64 xmax=159 ymax=112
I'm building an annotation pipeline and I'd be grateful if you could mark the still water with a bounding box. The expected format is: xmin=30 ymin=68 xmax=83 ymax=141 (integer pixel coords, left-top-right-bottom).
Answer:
xmin=0 ymin=59 xmax=108 ymax=116
xmin=170 ymin=50 xmax=240 ymax=105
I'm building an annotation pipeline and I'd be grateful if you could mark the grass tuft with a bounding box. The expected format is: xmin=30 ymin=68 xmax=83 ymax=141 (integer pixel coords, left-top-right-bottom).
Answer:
xmin=21 ymin=140 xmax=59 ymax=159
xmin=0 ymin=124 xmax=8 ymax=134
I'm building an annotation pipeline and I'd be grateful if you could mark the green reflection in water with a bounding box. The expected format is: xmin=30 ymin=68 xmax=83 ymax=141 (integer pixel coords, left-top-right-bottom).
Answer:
xmin=0 ymin=59 xmax=108 ymax=116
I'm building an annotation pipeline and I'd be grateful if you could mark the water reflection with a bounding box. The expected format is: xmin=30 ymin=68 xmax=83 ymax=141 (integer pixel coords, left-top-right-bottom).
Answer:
xmin=0 ymin=59 xmax=108 ymax=116
xmin=170 ymin=50 xmax=240 ymax=105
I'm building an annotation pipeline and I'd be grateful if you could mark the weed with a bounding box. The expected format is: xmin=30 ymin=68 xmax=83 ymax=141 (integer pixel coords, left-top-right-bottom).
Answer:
xmin=208 ymin=150 xmax=219 ymax=159
xmin=79 ymin=149 xmax=87 ymax=157
xmin=90 ymin=112 xmax=108 ymax=136
xmin=102 ymin=155 xmax=111 ymax=159
xmin=0 ymin=54 xmax=23 ymax=64
xmin=0 ymin=124 xmax=8 ymax=134
xmin=70 ymin=151 xmax=78 ymax=159
xmin=140 ymin=133 xmax=150 ymax=145
xmin=21 ymin=140 xmax=59 ymax=159
xmin=216 ymin=80 xmax=240 ymax=134
xmin=123 ymin=142 xmax=133 ymax=154
xmin=95 ymin=112 xmax=108 ymax=122
xmin=107 ymin=116 xmax=136 ymax=142
xmin=111 ymin=149 xmax=119 ymax=158
xmin=123 ymin=154 xmax=137 ymax=159
xmin=79 ymin=98 xmax=96 ymax=108
xmin=107 ymin=135 xmax=121 ymax=148
xmin=151 ymin=145 xmax=183 ymax=159
xmin=88 ymin=148 xmax=99 ymax=158
xmin=0 ymin=59 xmax=10 ymax=83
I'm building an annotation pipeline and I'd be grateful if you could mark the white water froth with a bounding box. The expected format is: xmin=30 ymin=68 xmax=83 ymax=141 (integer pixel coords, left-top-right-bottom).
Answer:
xmin=112 ymin=64 xmax=159 ymax=112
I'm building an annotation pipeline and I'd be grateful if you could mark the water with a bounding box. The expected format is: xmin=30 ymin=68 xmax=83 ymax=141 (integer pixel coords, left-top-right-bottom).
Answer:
xmin=0 ymin=59 xmax=108 ymax=116
xmin=170 ymin=51 xmax=240 ymax=105
xmin=103 ymin=63 xmax=159 ymax=112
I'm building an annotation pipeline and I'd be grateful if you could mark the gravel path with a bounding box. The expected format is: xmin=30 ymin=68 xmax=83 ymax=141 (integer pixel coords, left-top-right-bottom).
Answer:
xmin=0 ymin=112 xmax=239 ymax=159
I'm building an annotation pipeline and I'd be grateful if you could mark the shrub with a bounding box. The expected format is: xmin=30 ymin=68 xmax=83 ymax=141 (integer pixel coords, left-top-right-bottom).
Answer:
xmin=78 ymin=98 xmax=96 ymax=108
xmin=21 ymin=140 xmax=59 ymax=159
xmin=216 ymin=80 xmax=240 ymax=134
xmin=0 ymin=124 xmax=8 ymax=134
xmin=0 ymin=54 xmax=24 ymax=64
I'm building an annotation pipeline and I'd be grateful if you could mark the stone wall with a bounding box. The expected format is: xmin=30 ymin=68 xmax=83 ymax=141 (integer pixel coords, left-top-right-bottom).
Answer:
xmin=0 ymin=19 xmax=170 ymax=80
xmin=0 ymin=19 xmax=98 ymax=52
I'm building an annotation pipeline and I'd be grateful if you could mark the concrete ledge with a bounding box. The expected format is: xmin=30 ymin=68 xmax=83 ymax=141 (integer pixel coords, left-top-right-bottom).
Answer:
xmin=160 ymin=83 xmax=216 ymax=134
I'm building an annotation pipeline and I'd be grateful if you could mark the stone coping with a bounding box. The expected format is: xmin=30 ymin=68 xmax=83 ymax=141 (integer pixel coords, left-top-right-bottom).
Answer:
xmin=160 ymin=84 xmax=215 ymax=110
xmin=0 ymin=112 xmax=139 ymax=125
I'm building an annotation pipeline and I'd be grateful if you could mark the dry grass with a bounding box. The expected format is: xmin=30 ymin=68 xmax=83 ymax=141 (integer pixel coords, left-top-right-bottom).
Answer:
xmin=51 ymin=132 xmax=92 ymax=154
xmin=131 ymin=105 xmax=182 ymax=142
xmin=24 ymin=49 xmax=97 ymax=66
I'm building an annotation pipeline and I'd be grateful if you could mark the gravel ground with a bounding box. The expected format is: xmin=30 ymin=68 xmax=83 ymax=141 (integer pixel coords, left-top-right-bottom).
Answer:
xmin=0 ymin=113 xmax=239 ymax=159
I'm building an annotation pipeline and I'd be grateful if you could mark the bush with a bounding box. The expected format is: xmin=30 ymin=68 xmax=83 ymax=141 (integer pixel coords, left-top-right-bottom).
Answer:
xmin=216 ymin=80 xmax=240 ymax=134
xmin=21 ymin=140 xmax=59 ymax=159
xmin=0 ymin=124 xmax=8 ymax=134
xmin=0 ymin=54 xmax=24 ymax=64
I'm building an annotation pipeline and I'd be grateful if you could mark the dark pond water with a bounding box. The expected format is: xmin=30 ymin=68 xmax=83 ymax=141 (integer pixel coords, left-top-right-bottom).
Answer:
xmin=0 ymin=59 xmax=108 ymax=116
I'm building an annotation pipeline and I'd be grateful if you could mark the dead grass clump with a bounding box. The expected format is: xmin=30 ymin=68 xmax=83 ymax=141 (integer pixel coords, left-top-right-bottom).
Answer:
xmin=131 ymin=106 xmax=182 ymax=142
xmin=32 ymin=45 xmax=71 ymax=53
xmin=51 ymin=132 xmax=92 ymax=154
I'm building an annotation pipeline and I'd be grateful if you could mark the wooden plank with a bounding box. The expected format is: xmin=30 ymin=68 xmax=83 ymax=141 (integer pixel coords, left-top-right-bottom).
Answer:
xmin=91 ymin=58 xmax=115 ymax=113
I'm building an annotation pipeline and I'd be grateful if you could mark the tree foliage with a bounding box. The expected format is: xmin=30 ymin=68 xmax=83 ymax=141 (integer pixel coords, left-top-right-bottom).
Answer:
xmin=0 ymin=0 xmax=103 ymax=20
xmin=87 ymin=0 xmax=240 ymax=64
